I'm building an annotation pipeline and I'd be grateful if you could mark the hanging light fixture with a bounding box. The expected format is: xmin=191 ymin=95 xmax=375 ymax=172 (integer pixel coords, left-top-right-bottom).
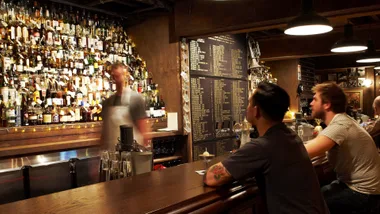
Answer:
xmin=331 ymin=24 xmax=367 ymax=53
xmin=284 ymin=0 xmax=333 ymax=36
xmin=356 ymin=40 xmax=380 ymax=63
xmin=374 ymin=64 xmax=380 ymax=70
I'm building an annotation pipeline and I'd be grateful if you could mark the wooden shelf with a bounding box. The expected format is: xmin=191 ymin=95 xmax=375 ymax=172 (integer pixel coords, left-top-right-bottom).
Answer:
xmin=153 ymin=156 xmax=182 ymax=164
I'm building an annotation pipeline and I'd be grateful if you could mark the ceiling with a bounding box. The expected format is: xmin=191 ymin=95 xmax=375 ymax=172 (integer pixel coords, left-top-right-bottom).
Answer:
xmin=49 ymin=0 xmax=176 ymax=26
xmin=250 ymin=14 xmax=380 ymax=40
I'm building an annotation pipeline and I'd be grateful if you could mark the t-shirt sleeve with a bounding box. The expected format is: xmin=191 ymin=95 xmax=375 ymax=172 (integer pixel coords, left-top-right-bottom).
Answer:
xmin=319 ymin=123 xmax=349 ymax=145
xmin=365 ymin=119 xmax=380 ymax=136
xmin=130 ymin=94 xmax=147 ymax=123
xmin=222 ymin=141 xmax=269 ymax=180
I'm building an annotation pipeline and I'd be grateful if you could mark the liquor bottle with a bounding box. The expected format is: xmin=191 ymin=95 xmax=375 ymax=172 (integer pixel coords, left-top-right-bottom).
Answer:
xmin=6 ymin=95 xmax=16 ymax=127
xmin=43 ymin=99 xmax=52 ymax=124
xmin=160 ymin=96 xmax=166 ymax=118
xmin=28 ymin=102 xmax=37 ymax=125
xmin=52 ymin=103 xmax=59 ymax=124
xmin=0 ymin=95 xmax=6 ymax=127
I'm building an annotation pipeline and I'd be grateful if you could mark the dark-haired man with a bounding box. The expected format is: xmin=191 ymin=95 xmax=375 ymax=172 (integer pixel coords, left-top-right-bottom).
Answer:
xmin=306 ymin=82 xmax=380 ymax=214
xmin=204 ymin=82 xmax=328 ymax=214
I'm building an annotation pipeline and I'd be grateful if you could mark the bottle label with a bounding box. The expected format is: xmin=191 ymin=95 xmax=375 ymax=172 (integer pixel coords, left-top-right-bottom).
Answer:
xmin=16 ymin=26 xmax=22 ymax=39
xmin=75 ymin=109 xmax=80 ymax=121
xmin=53 ymin=114 xmax=59 ymax=123
xmin=43 ymin=114 xmax=52 ymax=123
xmin=60 ymin=115 xmax=67 ymax=122
xmin=17 ymin=64 xmax=23 ymax=72
xmin=29 ymin=115 xmax=38 ymax=120
xmin=10 ymin=26 xmax=15 ymax=40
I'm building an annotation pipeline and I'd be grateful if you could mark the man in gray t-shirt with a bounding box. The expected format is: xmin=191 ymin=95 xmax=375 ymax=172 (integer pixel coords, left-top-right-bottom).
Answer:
xmin=306 ymin=82 xmax=380 ymax=214
xmin=100 ymin=63 xmax=150 ymax=150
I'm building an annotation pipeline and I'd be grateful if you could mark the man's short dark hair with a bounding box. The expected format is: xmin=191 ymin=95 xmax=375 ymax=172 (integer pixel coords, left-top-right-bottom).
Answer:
xmin=252 ymin=82 xmax=290 ymax=122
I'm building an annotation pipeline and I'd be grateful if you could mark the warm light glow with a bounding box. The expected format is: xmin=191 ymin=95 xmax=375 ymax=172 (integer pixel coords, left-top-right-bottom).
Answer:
xmin=375 ymin=66 xmax=380 ymax=70
xmin=33 ymin=128 xmax=36 ymax=132
xmin=357 ymin=58 xmax=380 ymax=63
xmin=37 ymin=155 xmax=47 ymax=164
xmin=284 ymin=25 xmax=333 ymax=36
xmin=331 ymin=46 xmax=367 ymax=53
xmin=21 ymin=129 xmax=25 ymax=133
xmin=14 ymin=128 xmax=18 ymax=132
xmin=363 ymin=79 xmax=373 ymax=87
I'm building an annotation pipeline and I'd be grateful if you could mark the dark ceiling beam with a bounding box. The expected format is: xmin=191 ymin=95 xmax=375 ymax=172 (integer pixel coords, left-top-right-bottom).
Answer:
xmin=50 ymin=0 xmax=129 ymax=19
xmin=313 ymin=54 xmax=373 ymax=71
xmin=174 ymin=0 xmax=380 ymax=38
xmin=259 ymin=24 xmax=380 ymax=61
xmin=87 ymin=0 xmax=142 ymax=7
xmin=126 ymin=6 xmax=158 ymax=15
xmin=136 ymin=0 xmax=171 ymax=10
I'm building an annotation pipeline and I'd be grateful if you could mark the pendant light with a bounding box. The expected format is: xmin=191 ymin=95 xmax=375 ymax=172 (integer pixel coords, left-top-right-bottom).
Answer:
xmin=356 ymin=40 xmax=380 ymax=63
xmin=374 ymin=64 xmax=380 ymax=70
xmin=331 ymin=24 xmax=367 ymax=53
xmin=284 ymin=0 xmax=333 ymax=36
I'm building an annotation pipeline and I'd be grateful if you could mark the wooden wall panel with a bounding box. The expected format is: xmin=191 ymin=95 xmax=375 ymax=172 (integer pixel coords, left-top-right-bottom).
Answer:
xmin=127 ymin=15 xmax=182 ymax=131
xmin=266 ymin=59 xmax=300 ymax=112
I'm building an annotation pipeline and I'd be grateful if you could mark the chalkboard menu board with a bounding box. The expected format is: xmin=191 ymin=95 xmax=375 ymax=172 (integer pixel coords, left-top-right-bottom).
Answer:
xmin=189 ymin=34 xmax=248 ymax=160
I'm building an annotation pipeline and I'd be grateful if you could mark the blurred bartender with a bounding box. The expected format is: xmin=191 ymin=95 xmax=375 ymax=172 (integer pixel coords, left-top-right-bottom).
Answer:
xmin=100 ymin=63 xmax=150 ymax=150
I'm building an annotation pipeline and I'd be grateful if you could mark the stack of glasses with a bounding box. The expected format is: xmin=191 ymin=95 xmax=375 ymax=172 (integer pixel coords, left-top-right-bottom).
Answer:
xmin=99 ymin=150 xmax=133 ymax=182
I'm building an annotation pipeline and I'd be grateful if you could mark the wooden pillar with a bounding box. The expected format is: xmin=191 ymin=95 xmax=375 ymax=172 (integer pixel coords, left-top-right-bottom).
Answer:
xmin=266 ymin=59 xmax=300 ymax=112
xmin=364 ymin=67 xmax=375 ymax=117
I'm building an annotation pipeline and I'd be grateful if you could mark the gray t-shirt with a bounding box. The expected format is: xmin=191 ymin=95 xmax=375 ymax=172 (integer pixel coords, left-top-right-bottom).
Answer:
xmin=101 ymin=90 xmax=147 ymax=126
xmin=223 ymin=123 xmax=329 ymax=214
xmin=320 ymin=113 xmax=380 ymax=195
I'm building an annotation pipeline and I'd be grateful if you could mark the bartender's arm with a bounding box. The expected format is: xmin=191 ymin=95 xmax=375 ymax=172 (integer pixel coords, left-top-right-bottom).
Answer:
xmin=305 ymin=123 xmax=347 ymax=158
xmin=204 ymin=141 xmax=268 ymax=187
xmin=130 ymin=95 xmax=151 ymax=146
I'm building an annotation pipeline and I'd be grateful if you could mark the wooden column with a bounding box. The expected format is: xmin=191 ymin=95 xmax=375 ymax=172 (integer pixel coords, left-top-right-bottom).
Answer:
xmin=266 ymin=59 xmax=300 ymax=112
xmin=127 ymin=15 xmax=183 ymax=131
xmin=364 ymin=67 xmax=375 ymax=117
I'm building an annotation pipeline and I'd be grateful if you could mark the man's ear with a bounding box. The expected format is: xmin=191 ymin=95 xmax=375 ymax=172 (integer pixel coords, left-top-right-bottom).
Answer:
xmin=323 ymin=102 xmax=331 ymax=111
xmin=254 ymin=106 xmax=261 ymax=119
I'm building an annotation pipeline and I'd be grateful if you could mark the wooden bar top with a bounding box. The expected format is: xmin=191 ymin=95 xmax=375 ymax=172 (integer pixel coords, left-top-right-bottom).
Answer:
xmin=0 ymin=156 xmax=260 ymax=214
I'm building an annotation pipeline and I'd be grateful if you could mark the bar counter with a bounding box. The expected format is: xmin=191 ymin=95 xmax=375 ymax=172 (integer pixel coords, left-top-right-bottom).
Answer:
xmin=0 ymin=155 xmax=264 ymax=214
xmin=0 ymin=152 xmax=334 ymax=214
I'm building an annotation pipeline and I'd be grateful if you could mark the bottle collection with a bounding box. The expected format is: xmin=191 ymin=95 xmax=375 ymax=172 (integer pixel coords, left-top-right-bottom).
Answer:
xmin=0 ymin=0 xmax=165 ymax=128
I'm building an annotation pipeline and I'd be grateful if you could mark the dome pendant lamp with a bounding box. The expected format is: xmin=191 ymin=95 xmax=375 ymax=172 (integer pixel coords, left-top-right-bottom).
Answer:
xmin=356 ymin=40 xmax=380 ymax=63
xmin=284 ymin=0 xmax=333 ymax=36
xmin=331 ymin=24 xmax=367 ymax=53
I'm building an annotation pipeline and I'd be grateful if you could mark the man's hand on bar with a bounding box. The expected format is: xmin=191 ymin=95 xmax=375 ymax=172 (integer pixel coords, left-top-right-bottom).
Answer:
xmin=203 ymin=162 xmax=233 ymax=187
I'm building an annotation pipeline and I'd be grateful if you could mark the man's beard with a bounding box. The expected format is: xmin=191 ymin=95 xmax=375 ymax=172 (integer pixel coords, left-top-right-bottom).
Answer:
xmin=312 ymin=109 xmax=326 ymax=120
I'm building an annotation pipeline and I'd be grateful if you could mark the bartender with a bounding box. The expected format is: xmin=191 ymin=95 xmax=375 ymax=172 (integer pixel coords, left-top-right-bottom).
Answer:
xmin=100 ymin=63 xmax=151 ymax=150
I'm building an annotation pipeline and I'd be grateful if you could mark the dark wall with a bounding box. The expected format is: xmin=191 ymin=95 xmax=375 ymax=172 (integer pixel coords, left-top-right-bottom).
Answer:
xmin=128 ymin=15 xmax=182 ymax=130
